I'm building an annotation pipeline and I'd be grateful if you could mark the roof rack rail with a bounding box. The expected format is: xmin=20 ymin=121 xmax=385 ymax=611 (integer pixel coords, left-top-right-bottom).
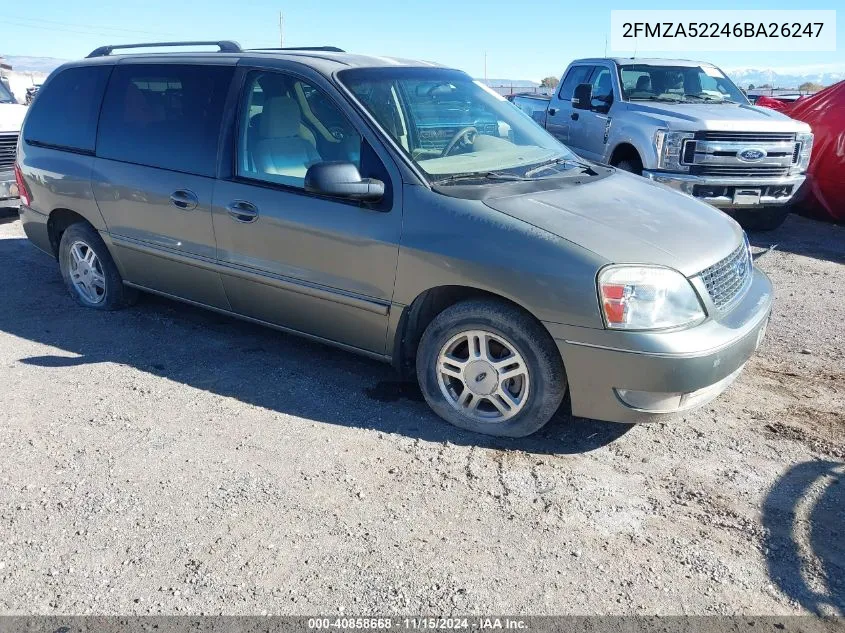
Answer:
xmin=248 ymin=46 xmax=345 ymax=53
xmin=86 ymin=40 xmax=242 ymax=58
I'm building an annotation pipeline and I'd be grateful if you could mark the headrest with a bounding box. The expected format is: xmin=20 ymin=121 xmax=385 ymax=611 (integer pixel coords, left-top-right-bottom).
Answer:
xmin=635 ymin=75 xmax=651 ymax=91
xmin=259 ymin=96 xmax=301 ymax=138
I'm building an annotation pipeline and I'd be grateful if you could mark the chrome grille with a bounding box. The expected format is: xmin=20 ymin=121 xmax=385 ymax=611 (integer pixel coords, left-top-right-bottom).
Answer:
xmin=690 ymin=165 xmax=790 ymax=177
xmin=698 ymin=242 xmax=752 ymax=310
xmin=0 ymin=133 xmax=17 ymax=170
xmin=694 ymin=131 xmax=796 ymax=143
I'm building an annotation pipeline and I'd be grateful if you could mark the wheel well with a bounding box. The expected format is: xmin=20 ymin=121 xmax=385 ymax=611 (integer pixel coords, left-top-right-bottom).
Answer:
xmin=609 ymin=143 xmax=642 ymax=168
xmin=47 ymin=209 xmax=90 ymax=258
xmin=392 ymin=286 xmax=544 ymax=377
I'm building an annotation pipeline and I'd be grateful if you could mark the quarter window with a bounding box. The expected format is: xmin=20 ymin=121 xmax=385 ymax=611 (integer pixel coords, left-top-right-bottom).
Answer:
xmin=24 ymin=66 xmax=112 ymax=153
xmin=558 ymin=66 xmax=593 ymax=101
xmin=97 ymin=64 xmax=233 ymax=177
xmin=237 ymin=71 xmax=362 ymax=189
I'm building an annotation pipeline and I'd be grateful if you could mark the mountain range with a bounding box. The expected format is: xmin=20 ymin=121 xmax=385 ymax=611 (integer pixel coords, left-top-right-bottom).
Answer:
xmin=724 ymin=66 xmax=845 ymax=89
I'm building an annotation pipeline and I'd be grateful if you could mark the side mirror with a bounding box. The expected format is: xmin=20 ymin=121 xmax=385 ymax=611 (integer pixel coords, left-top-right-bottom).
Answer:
xmin=572 ymin=83 xmax=592 ymax=110
xmin=304 ymin=162 xmax=384 ymax=202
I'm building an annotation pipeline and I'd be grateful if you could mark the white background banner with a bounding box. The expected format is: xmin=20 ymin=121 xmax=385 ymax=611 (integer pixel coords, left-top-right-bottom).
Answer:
xmin=610 ymin=10 xmax=837 ymax=52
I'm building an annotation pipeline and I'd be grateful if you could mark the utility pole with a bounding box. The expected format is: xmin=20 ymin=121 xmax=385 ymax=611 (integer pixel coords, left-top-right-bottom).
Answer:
xmin=279 ymin=11 xmax=284 ymax=48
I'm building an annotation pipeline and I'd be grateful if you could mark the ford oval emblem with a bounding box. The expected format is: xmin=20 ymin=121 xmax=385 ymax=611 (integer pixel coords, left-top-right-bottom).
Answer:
xmin=738 ymin=148 xmax=767 ymax=162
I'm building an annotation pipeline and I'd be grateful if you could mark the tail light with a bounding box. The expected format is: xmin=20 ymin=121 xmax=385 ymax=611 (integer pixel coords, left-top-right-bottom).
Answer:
xmin=14 ymin=163 xmax=31 ymax=207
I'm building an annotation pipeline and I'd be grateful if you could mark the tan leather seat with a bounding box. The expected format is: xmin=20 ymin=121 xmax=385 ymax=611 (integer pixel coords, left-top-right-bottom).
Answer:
xmin=253 ymin=97 xmax=321 ymax=180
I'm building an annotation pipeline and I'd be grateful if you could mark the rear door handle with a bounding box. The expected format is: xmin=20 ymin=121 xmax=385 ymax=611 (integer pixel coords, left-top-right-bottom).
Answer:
xmin=548 ymin=107 xmax=558 ymax=116
xmin=226 ymin=200 xmax=259 ymax=223
xmin=169 ymin=189 xmax=199 ymax=210
xmin=571 ymin=112 xmax=579 ymax=121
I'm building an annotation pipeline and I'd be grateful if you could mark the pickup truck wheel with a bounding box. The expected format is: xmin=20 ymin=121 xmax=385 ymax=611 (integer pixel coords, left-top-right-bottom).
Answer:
xmin=416 ymin=299 xmax=567 ymax=437
xmin=729 ymin=206 xmax=790 ymax=231
xmin=615 ymin=158 xmax=643 ymax=175
xmin=58 ymin=223 xmax=137 ymax=310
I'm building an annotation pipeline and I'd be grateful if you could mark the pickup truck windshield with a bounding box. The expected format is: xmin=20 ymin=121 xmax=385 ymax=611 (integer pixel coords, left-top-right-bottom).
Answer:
xmin=619 ymin=64 xmax=747 ymax=105
xmin=0 ymin=80 xmax=15 ymax=104
xmin=339 ymin=67 xmax=578 ymax=182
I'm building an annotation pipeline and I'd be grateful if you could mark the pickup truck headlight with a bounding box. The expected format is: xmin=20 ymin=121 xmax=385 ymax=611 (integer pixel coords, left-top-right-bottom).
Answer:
xmin=795 ymin=132 xmax=814 ymax=171
xmin=598 ymin=265 xmax=706 ymax=330
xmin=655 ymin=130 xmax=694 ymax=171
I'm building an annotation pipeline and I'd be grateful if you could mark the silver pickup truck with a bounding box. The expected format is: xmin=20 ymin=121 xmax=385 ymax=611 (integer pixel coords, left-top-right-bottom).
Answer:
xmin=0 ymin=77 xmax=25 ymax=210
xmin=534 ymin=58 xmax=814 ymax=230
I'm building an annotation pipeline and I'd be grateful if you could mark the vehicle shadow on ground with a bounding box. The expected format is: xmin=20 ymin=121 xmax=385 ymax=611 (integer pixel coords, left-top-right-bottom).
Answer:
xmin=0 ymin=210 xmax=20 ymax=226
xmin=762 ymin=460 xmax=844 ymax=616
xmin=748 ymin=212 xmax=845 ymax=265
xmin=0 ymin=235 xmax=632 ymax=455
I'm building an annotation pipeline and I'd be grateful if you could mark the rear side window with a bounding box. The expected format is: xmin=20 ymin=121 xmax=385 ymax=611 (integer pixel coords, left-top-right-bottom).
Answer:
xmin=25 ymin=66 xmax=111 ymax=153
xmin=558 ymin=66 xmax=593 ymax=100
xmin=97 ymin=64 xmax=234 ymax=177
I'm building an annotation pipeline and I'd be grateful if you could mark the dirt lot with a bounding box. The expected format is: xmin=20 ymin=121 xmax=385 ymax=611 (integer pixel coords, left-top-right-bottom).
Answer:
xmin=0 ymin=211 xmax=842 ymax=616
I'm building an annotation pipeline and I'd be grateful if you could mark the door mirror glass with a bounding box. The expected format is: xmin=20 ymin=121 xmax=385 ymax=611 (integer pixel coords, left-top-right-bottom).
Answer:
xmin=305 ymin=162 xmax=384 ymax=202
xmin=572 ymin=83 xmax=592 ymax=110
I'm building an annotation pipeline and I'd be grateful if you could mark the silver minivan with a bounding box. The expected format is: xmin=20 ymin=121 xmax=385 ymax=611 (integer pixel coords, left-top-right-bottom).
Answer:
xmin=16 ymin=42 xmax=772 ymax=437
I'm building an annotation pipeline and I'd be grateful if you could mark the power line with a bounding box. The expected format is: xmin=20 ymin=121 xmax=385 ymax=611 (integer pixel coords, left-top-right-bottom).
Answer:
xmin=4 ymin=14 xmax=176 ymax=37
xmin=3 ymin=19 xmax=173 ymax=40
xmin=3 ymin=19 xmax=146 ymax=39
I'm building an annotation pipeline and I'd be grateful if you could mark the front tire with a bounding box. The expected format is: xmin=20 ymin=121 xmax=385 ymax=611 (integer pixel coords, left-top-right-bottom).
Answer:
xmin=58 ymin=222 xmax=136 ymax=310
xmin=614 ymin=157 xmax=643 ymax=175
xmin=416 ymin=299 xmax=567 ymax=437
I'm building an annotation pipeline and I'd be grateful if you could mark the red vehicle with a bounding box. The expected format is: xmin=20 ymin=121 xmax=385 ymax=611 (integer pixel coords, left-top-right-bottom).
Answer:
xmin=755 ymin=82 xmax=845 ymax=222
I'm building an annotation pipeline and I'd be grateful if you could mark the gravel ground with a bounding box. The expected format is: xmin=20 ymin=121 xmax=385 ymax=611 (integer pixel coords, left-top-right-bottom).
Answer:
xmin=0 ymin=211 xmax=842 ymax=616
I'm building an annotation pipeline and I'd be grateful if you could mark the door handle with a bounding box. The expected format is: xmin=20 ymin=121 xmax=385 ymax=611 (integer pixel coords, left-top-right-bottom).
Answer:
xmin=571 ymin=112 xmax=579 ymax=121
xmin=169 ymin=189 xmax=199 ymax=210
xmin=226 ymin=200 xmax=259 ymax=223
xmin=548 ymin=107 xmax=558 ymax=116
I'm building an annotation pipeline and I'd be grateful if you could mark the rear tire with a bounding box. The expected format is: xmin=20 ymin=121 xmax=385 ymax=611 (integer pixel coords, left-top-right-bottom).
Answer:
xmin=729 ymin=206 xmax=790 ymax=231
xmin=58 ymin=222 xmax=137 ymax=310
xmin=416 ymin=299 xmax=567 ymax=437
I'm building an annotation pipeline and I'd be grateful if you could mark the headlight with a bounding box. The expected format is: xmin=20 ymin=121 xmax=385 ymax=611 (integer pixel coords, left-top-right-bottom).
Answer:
xmin=598 ymin=266 xmax=706 ymax=330
xmin=795 ymin=132 xmax=814 ymax=171
xmin=654 ymin=130 xmax=694 ymax=171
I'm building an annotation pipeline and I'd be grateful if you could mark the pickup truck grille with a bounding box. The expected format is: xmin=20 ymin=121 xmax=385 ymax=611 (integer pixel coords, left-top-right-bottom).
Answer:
xmin=689 ymin=165 xmax=790 ymax=177
xmin=0 ymin=133 xmax=18 ymax=170
xmin=694 ymin=131 xmax=796 ymax=143
xmin=697 ymin=242 xmax=752 ymax=310
xmin=684 ymin=130 xmax=799 ymax=177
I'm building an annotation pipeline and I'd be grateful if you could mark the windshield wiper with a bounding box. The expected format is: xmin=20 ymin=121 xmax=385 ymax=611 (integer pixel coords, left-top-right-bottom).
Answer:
xmin=431 ymin=171 xmax=533 ymax=185
xmin=683 ymin=93 xmax=734 ymax=103
xmin=630 ymin=96 xmax=684 ymax=103
xmin=524 ymin=157 xmax=594 ymax=178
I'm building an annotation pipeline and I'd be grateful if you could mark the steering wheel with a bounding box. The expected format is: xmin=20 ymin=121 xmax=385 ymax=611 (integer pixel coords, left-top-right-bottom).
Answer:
xmin=441 ymin=126 xmax=478 ymax=157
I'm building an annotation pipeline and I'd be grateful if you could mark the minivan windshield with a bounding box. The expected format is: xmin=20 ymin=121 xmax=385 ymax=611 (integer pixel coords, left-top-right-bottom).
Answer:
xmin=0 ymin=80 xmax=15 ymax=104
xmin=339 ymin=67 xmax=581 ymax=183
xmin=619 ymin=64 xmax=747 ymax=104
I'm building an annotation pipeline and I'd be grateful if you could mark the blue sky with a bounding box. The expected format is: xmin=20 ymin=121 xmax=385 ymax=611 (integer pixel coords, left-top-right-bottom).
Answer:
xmin=3 ymin=0 xmax=842 ymax=80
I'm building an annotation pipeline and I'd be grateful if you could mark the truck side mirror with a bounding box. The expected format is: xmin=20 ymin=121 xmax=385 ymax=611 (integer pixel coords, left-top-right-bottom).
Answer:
xmin=572 ymin=84 xmax=592 ymax=110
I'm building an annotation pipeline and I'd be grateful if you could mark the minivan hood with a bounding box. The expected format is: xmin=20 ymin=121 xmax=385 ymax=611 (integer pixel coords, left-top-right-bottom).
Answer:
xmin=0 ymin=103 xmax=27 ymax=133
xmin=482 ymin=170 xmax=743 ymax=277
xmin=624 ymin=101 xmax=811 ymax=133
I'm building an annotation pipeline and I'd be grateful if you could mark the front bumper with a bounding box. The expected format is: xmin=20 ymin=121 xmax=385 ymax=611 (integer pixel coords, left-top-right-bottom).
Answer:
xmin=642 ymin=170 xmax=804 ymax=208
xmin=0 ymin=170 xmax=20 ymax=209
xmin=545 ymin=268 xmax=773 ymax=423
